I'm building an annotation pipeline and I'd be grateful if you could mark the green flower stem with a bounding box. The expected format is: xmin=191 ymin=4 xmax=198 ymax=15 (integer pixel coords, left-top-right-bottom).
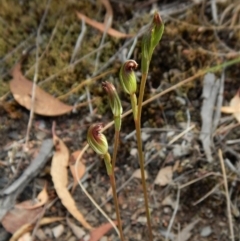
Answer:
xmin=136 ymin=73 xmax=153 ymax=240
xmin=114 ymin=116 xmax=122 ymax=132
xmin=130 ymin=93 xmax=138 ymax=121
xmin=112 ymin=129 xmax=120 ymax=170
xmin=104 ymin=153 xmax=125 ymax=241
xmin=137 ymin=72 xmax=148 ymax=120
xmin=103 ymin=152 xmax=112 ymax=175
xmin=135 ymin=120 xmax=153 ymax=240
xmin=129 ymin=85 xmax=153 ymax=240
xmin=112 ymin=115 xmax=121 ymax=170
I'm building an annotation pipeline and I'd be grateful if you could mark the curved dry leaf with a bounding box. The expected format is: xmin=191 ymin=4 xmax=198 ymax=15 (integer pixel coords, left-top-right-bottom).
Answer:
xmin=10 ymin=217 xmax=64 ymax=241
xmin=34 ymin=182 xmax=49 ymax=207
xmin=10 ymin=63 xmax=73 ymax=116
xmin=81 ymin=221 xmax=117 ymax=241
xmin=76 ymin=12 xmax=134 ymax=38
xmin=100 ymin=0 xmax=113 ymax=26
xmin=221 ymin=90 xmax=240 ymax=123
xmin=2 ymin=200 xmax=43 ymax=233
xmin=14 ymin=183 xmax=48 ymax=210
xmin=70 ymin=150 xmax=86 ymax=193
xmin=154 ymin=166 xmax=173 ymax=186
xmin=50 ymin=134 xmax=93 ymax=230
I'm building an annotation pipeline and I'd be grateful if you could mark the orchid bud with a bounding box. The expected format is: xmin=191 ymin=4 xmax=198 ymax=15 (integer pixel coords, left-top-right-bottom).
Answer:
xmin=102 ymin=81 xmax=122 ymax=117
xmin=119 ymin=60 xmax=138 ymax=95
xmin=87 ymin=123 xmax=108 ymax=155
xmin=141 ymin=12 xmax=164 ymax=73
xmin=151 ymin=12 xmax=164 ymax=51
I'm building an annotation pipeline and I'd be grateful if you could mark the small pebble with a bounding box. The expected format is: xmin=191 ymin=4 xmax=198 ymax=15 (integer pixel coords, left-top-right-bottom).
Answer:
xmin=137 ymin=216 xmax=147 ymax=224
xmin=141 ymin=132 xmax=150 ymax=141
xmin=163 ymin=206 xmax=172 ymax=214
xmin=200 ymin=226 xmax=212 ymax=237
xmin=130 ymin=148 xmax=138 ymax=157
xmin=52 ymin=224 xmax=64 ymax=238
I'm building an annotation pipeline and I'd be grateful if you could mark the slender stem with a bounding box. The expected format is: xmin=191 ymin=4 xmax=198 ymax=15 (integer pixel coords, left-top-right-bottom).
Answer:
xmin=130 ymin=74 xmax=153 ymax=240
xmin=104 ymin=153 xmax=124 ymax=240
xmin=136 ymin=72 xmax=153 ymax=240
xmin=109 ymin=174 xmax=125 ymax=241
xmin=137 ymin=72 xmax=148 ymax=120
xmin=130 ymin=94 xmax=138 ymax=120
xmin=135 ymin=119 xmax=153 ymax=241
xmin=112 ymin=130 xmax=120 ymax=170
xmin=112 ymin=115 xmax=121 ymax=170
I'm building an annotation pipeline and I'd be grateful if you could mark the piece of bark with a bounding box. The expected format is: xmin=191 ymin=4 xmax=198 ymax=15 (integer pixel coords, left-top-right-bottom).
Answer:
xmin=199 ymin=73 xmax=221 ymax=162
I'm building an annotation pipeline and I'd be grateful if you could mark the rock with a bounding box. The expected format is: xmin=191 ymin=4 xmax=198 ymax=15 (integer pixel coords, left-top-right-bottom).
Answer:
xmin=52 ymin=224 xmax=64 ymax=238
xmin=200 ymin=226 xmax=212 ymax=237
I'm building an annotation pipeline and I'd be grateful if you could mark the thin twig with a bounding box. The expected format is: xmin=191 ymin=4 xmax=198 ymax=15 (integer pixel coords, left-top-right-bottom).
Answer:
xmin=210 ymin=0 xmax=219 ymax=24
xmin=218 ymin=149 xmax=235 ymax=241
xmin=70 ymin=18 xmax=86 ymax=64
xmin=85 ymin=86 xmax=93 ymax=115
xmin=165 ymin=186 xmax=180 ymax=241
xmin=168 ymin=125 xmax=195 ymax=145
xmin=93 ymin=5 xmax=112 ymax=73
xmin=192 ymin=182 xmax=222 ymax=206
xmin=24 ymin=0 xmax=52 ymax=149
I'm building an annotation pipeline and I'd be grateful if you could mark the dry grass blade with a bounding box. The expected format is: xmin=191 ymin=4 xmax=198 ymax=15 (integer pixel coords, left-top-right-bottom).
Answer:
xmin=50 ymin=133 xmax=93 ymax=230
xmin=218 ymin=149 xmax=235 ymax=241
xmin=76 ymin=12 xmax=134 ymax=38
xmin=69 ymin=150 xmax=86 ymax=193
xmin=10 ymin=63 xmax=73 ymax=116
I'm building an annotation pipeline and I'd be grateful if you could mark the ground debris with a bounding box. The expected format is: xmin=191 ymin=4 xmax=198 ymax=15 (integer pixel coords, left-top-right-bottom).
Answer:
xmin=0 ymin=139 xmax=53 ymax=221
xmin=199 ymin=73 xmax=222 ymax=162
